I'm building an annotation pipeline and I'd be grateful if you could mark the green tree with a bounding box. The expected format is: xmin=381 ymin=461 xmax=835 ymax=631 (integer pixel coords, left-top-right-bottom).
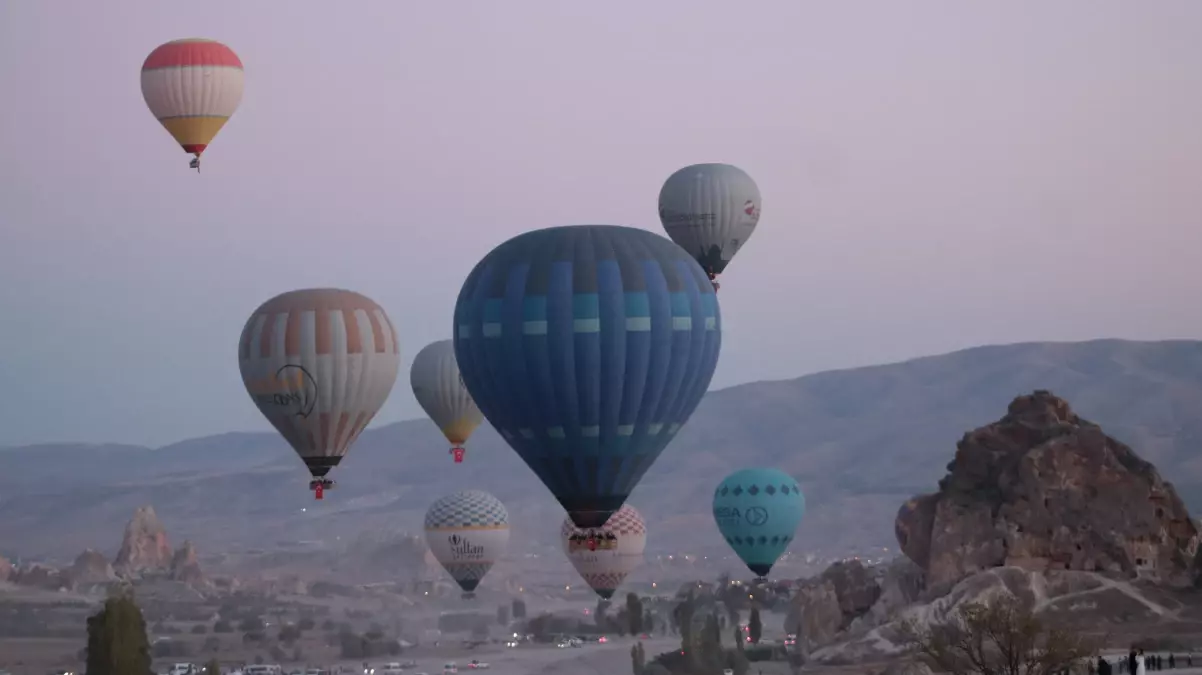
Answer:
xmin=511 ymin=598 xmax=527 ymax=619
xmin=205 ymin=658 xmax=221 ymax=675
xmin=630 ymin=643 xmax=645 ymax=674
xmin=748 ymin=606 xmax=763 ymax=644
xmin=626 ymin=592 xmax=644 ymax=635
xmin=85 ymin=592 xmax=152 ymax=675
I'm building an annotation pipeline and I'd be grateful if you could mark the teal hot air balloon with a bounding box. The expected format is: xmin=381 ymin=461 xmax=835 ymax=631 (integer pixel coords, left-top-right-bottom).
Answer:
xmin=453 ymin=225 xmax=722 ymax=529
xmin=712 ymin=468 xmax=805 ymax=578
xmin=658 ymin=163 xmax=761 ymax=290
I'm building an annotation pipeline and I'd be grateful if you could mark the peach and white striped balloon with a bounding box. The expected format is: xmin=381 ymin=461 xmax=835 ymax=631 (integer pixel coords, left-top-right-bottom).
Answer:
xmin=238 ymin=289 xmax=400 ymax=479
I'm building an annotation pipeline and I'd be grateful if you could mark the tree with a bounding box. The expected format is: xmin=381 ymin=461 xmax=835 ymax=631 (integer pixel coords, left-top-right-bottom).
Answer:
xmin=238 ymin=615 xmax=265 ymax=632
xmin=497 ymin=604 xmax=510 ymax=626
xmin=213 ymin=619 xmax=233 ymax=633
xmin=897 ymin=593 xmax=1100 ymax=675
xmin=85 ymin=592 xmax=152 ymax=675
xmin=631 ymin=644 xmax=645 ymax=674
xmin=748 ymin=606 xmax=763 ymax=645
xmin=626 ymin=592 xmax=644 ymax=635
xmin=699 ymin=613 xmax=724 ymax=672
xmin=511 ymin=598 xmax=527 ymax=619
xmin=205 ymin=658 xmax=221 ymax=675
xmin=278 ymin=623 xmax=302 ymax=644
xmin=673 ymin=590 xmax=696 ymax=654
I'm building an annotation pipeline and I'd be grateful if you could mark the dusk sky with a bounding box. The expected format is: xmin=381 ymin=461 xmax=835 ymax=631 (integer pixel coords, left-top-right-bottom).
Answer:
xmin=1 ymin=2 xmax=1199 ymax=448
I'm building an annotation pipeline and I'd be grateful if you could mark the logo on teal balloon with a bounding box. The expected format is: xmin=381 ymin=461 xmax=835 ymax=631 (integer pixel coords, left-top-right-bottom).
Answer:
xmin=744 ymin=506 xmax=769 ymax=526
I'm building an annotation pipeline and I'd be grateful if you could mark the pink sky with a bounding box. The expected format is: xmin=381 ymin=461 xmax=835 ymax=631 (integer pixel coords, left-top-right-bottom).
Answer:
xmin=1 ymin=1 xmax=1199 ymax=446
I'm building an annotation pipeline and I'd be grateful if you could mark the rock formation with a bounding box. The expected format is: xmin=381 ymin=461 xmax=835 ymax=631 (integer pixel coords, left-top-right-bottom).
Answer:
xmin=895 ymin=390 xmax=1199 ymax=591
xmin=12 ymin=562 xmax=68 ymax=590
xmin=68 ymin=548 xmax=117 ymax=586
xmin=113 ymin=505 xmax=173 ymax=575
xmin=169 ymin=540 xmax=204 ymax=583
xmin=788 ymin=557 xmax=925 ymax=651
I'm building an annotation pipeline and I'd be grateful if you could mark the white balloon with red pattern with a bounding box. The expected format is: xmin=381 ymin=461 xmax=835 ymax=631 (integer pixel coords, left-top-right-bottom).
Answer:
xmin=560 ymin=504 xmax=647 ymax=599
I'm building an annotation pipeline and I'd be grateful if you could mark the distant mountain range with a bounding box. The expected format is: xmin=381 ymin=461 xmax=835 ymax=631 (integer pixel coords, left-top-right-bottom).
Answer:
xmin=3 ymin=339 xmax=1201 ymax=569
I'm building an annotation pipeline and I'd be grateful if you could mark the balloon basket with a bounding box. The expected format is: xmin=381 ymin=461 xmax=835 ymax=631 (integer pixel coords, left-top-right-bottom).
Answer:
xmin=461 ymin=592 xmax=476 ymax=600
xmin=707 ymin=271 xmax=720 ymax=292
xmin=309 ymin=478 xmax=334 ymax=500
xmin=451 ymin=447 xmax=465 ymax=463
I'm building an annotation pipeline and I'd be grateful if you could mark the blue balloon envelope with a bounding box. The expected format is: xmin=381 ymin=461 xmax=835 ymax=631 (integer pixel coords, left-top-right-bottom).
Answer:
xmin=712 ymin=468 xmax=805 ymax=578
xmin=453 ymin=225 xmax=722 ymax=528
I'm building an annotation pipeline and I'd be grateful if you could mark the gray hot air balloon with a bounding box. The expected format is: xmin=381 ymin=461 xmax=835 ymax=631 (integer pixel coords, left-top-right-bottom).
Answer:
xmin=658 ymin=163 xmax=761 ymax=291
xmin=410 ymin=339 xmax=484 ymax=464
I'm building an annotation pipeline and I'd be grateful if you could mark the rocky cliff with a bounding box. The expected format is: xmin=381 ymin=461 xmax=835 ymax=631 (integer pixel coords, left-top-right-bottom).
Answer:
xmin=895 ymin=390 xmax=1199 ymax=591
xmin=788 ymin=557 xmax=926 ymax=652
xmin=113 ymin=505 xmax=173 ymax=575
xmin=169 ymin=541 xmax=204 ymax=583
xmin=69 ymin=548 xmax=116 ymax=585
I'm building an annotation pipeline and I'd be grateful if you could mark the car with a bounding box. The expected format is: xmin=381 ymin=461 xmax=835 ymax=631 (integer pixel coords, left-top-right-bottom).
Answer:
xmin=597 ymin=635 xmax=608 ymax=643
xmin=168 ymin=664 xmax=198 ymax=675
xmin=468 ymin=661 xmax=490 ymax=670
xmin=556 ymin=641 xmax=569 ymax=648
xmin=378 ymin=664 xmax=407 ymax=675
xmin=504 ymin=640 xmax=519 ymax=648
xmin=442 ymin=664 xmax=458 ymax=675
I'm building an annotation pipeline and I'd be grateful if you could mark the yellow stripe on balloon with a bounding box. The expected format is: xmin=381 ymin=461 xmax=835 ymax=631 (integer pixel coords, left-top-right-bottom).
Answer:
xmin=158 ymin=116 xmax=231 ymax=150
xmin=441 ymin=416 xmax=483 ymax=445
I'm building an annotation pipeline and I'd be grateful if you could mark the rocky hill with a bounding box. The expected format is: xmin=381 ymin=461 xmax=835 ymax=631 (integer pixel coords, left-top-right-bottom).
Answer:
xmin=1 ymin=339 xmax=1200 ymax=568
xmin=896 ymin=390 xmax=1200 ymax=591
xmin=792 ymin=391 xmax=1202 ymax=662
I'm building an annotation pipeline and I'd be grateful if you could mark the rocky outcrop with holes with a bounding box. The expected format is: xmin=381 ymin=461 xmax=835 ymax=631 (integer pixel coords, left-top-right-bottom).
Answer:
xmin=113 ymin=505 xmax=173 ymax=576
xmin=895 ymin=390 xmax=1199 ymax=592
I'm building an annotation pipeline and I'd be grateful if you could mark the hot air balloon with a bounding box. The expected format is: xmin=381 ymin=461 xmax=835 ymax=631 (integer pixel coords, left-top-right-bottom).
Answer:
xmin=141 ymin=38 xmax=244 ymax=172
xmin=658 ymin=163 xmax=761 ymax=291
xmin=238 ymin=288 xmax=400 ymax=499
xmin=424 ymin=490 xmax=510 ymax=598
xmin=453 ymin=225 xmax=721 ymax=529
xmin=411 ymin=339 xmax=484 ymax=464
xmin=560 ymin=504 xmax=647 ymax=600
xmin=712 ymin=468 xmax=805 ymax=579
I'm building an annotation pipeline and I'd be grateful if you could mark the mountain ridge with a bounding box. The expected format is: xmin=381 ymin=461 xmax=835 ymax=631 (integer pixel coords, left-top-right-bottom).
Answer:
xmin=3 ymin=338 xmax=1200 ymax=569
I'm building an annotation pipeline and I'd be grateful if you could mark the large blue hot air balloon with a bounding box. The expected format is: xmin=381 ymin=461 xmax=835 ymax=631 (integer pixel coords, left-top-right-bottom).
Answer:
xmin=453 ymin=225 xmax=722 ymax=529
xmin=712 ymin=468 xmax=805 ymax=578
